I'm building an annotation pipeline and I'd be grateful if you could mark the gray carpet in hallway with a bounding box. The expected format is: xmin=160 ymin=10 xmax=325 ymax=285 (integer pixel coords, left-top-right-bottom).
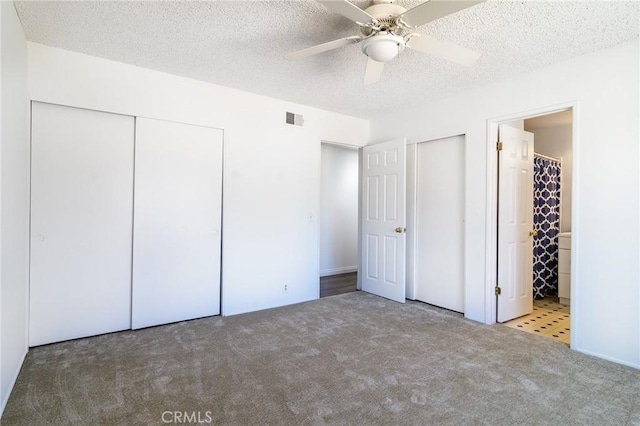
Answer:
xmin=3 ymin=292 xmax=639 ymax=425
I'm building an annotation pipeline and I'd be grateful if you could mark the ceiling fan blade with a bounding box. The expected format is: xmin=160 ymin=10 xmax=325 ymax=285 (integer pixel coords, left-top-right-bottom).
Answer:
xmin=286 ymin=36 xmax=362 ymax=60
xmin=399 ymin=0 xmax=484 ymax=28
xmin=407 ymin=34 xmax=481 ymax=66
xmin=317 ymin=0 xmax=376 ymax=25
xmin=363 ymin=58 xmax=385 ymax=85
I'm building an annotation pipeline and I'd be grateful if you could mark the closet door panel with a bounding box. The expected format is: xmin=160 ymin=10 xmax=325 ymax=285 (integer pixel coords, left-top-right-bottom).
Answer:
xmin=414 ymin=135 xmax=465 ymax=313
xmin=132 ymin=118 xmax=223 ymax=329
xmin=30 ymin=102 xmax=134 ymax=346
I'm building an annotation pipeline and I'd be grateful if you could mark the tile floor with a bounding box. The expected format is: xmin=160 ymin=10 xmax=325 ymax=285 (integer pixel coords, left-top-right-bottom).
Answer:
xmin=503 ymin=298 xmax=570 ymax=345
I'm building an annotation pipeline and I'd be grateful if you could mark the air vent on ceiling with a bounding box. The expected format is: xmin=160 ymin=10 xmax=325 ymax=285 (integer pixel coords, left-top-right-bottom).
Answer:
xmin=286 ymin=112 xmax=304 ymax=127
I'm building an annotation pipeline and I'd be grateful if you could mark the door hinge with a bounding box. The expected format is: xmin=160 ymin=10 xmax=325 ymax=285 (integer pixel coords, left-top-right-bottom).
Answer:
xmin=495 ymin=286 xmax=502 ymax=296
xmin=496 ymin=142 xmax=503 ymax=151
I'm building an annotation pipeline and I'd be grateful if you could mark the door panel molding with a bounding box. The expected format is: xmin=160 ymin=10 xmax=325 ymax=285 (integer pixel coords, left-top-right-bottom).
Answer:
xmin=360 ymin=138 xmax=406 ymax=303
xmin=496 ymin=124 xmax=534 ymax=322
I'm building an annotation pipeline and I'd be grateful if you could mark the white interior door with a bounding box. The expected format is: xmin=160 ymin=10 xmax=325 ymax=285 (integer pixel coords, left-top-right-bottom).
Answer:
xmin=30 ymin=102 xmax=134 ymax=346
xmin=497 ymin=125 xmax=534 ymax=322
xmin=132 ymin=118 xmax=223 ymax=329
xmin=415 ymin=136 xmax=465 ymax=313
xmin=361 ymin=139 xmax=406 ymax=303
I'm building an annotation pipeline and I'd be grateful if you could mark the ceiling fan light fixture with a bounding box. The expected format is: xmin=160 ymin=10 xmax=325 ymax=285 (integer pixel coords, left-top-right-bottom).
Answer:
xmin=361 ymin=34 xmax=405 ymax=62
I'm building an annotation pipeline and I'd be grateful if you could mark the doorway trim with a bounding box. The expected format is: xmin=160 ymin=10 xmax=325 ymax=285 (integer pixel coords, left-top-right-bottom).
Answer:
xmin=484 ymin=101 xmax=578 ymax=348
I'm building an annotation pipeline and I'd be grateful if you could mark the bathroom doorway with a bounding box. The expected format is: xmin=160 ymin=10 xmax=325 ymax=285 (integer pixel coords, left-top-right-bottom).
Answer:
xmin=496 ymin=109 xmax=574 ymax=345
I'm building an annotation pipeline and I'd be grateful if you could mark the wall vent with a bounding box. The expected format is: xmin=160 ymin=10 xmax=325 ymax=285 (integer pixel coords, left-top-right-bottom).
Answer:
xmin=286 ymin=112 xmax=304 ymax=127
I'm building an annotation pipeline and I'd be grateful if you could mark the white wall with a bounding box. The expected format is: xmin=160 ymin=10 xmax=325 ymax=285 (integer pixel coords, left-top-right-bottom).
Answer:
xmin=27 ymin=42 xmax=369 ymax=317
xmin=504 ymin=120 xmax=524 ymax=131
xmin=370 ymin=39 xmax=639 ymax=368
xmin=0 ymin=2 xmax=29 ymax=415
xmin=527 ymin=123 xmax=573 ymax=232
xmin=320 ymin=144 xmax=359 ymax=276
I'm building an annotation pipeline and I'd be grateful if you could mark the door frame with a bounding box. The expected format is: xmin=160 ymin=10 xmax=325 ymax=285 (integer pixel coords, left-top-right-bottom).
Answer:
xmin=485 ymin=101 xmax=578 ymax=348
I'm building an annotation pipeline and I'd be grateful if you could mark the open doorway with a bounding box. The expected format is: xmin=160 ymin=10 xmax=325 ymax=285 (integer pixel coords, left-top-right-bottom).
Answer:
xmin=494 ymin=109 xmax=574 ymax=345
xmin=319 ymin=142 xmax=359 ymax=297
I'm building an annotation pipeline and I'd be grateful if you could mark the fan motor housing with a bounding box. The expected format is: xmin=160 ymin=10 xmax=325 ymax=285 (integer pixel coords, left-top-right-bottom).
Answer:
xmin=363 ymin=3 xmax=407 ymax=34
xmin=364 ymin=3 xmax=407 ymax=21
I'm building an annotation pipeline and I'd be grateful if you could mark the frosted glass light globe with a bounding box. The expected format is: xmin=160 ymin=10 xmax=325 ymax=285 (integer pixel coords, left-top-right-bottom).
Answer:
xmin=361 ymin=34 xmax=405 ymax=62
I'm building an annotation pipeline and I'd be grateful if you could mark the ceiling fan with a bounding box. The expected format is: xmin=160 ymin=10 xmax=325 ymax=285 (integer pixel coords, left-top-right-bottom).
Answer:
xmin=286 ymin=0 xmax=484 ymax=85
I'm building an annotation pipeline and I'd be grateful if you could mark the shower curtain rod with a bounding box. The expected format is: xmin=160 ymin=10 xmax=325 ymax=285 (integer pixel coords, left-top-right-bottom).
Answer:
xmin=534 ymin=152 xmax=561 ymax=162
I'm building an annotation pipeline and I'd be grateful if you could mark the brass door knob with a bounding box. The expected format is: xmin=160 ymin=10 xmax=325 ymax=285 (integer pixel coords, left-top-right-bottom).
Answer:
xmin=529 ymin=230 xmax=537 ymax=237
xmin=395 ymin=227 xmax=406 ymax=233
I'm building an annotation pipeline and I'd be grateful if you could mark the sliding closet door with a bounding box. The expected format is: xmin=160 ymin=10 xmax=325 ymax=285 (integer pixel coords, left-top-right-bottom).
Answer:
xmin=132 ymin=118 xmax=223 ymax=329
xmin=415 ymin=135 xmax=465 ymax=313
xmin=30 ymin=102 xmax=134 ymax=346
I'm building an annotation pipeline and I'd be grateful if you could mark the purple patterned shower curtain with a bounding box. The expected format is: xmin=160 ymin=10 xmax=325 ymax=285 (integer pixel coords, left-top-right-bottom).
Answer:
xmin=533 ymin=155 xmax=561 ymax=300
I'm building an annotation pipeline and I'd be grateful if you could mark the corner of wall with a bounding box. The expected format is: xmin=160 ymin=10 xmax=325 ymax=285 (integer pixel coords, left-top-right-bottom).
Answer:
xmin=0 ymin=0 xmax=30 ymax=417
xmin=0 ymin=1 xmax=3 ymax=411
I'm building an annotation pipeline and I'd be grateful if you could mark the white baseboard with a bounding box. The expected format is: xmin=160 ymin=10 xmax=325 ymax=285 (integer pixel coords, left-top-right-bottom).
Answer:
xmin=320 ymin=266 xmax=357 ymax=277
xmin=573 ymin=346 xmax=640 ymax=370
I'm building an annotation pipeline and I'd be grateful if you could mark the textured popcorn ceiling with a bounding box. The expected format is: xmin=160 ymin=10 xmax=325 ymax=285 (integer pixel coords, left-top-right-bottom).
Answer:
xmin=14 ymin=0 xmax=640 ymax=118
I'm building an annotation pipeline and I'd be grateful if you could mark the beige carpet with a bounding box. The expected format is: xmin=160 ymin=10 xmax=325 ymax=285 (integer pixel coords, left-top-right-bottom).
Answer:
xmin=2 ymin=292 xmax=639 ymax=425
